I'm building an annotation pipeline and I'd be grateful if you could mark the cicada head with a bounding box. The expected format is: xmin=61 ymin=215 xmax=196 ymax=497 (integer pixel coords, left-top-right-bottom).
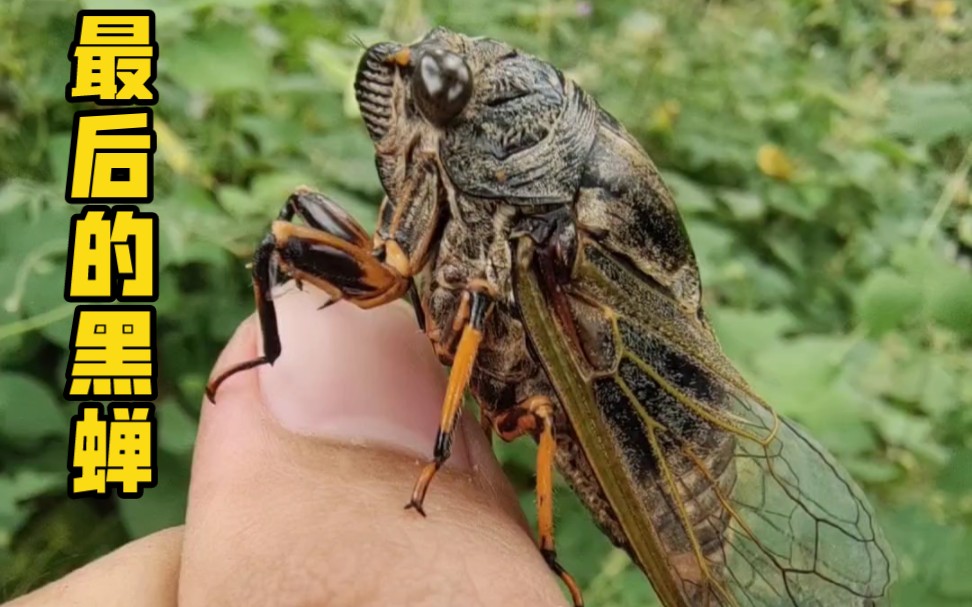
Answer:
xmin=353 ymin=28 xmax=482 ymax=275
xmin=354 ymin=28 xmax=477 ymax=143
xmin=352 ymin=28 xmax=600 ymax=275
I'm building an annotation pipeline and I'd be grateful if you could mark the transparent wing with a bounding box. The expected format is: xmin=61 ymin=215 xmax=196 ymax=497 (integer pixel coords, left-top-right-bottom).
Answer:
xmin=721 ymin=407 xmax=894 ymax=606
xmin=514 ymin=235 xmax=896 ymax=606
xmin=594 ymin=312 xmax=895 ymax=605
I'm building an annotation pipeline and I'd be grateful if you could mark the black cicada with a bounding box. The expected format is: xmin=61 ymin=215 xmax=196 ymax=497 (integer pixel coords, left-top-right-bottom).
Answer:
xmin=207 ymin=27 xmax=897 ymax=607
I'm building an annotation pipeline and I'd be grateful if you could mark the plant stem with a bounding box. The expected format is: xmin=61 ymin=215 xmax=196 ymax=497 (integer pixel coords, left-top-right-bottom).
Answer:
xmin=0 ymin=303 xmax=74 ymax=342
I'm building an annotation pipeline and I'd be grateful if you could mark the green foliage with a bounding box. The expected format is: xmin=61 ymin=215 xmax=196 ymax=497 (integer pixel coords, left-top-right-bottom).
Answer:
xmin=1 ymin=0 xmax=971 ymax=603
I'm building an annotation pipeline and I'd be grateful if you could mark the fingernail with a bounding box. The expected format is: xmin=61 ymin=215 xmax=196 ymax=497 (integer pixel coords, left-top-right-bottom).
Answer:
xmin=256 ymin=285 xmax=472 ymax=469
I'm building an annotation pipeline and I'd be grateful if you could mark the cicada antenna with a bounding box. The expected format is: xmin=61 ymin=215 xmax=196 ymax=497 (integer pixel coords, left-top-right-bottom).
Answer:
xmin=348 ymin=33 xmax=368 ymax=51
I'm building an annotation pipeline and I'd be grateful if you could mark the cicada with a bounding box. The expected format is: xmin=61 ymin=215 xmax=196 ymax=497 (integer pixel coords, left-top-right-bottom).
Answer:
xmin=207 ymin=27 xmax=896 ymax=606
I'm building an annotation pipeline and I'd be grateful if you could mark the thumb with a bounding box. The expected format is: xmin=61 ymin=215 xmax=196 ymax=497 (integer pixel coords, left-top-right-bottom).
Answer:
xmin=179 ymin=285 xmax=570 ymax=607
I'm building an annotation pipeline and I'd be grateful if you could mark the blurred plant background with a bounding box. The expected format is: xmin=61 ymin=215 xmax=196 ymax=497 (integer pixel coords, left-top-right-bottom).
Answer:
xmin=0 ymin=0 xmax=970 ymax=604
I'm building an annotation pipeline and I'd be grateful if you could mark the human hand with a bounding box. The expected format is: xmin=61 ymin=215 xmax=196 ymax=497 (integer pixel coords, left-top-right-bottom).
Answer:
xmin=7 ymin=286 xmax=569 ymax=607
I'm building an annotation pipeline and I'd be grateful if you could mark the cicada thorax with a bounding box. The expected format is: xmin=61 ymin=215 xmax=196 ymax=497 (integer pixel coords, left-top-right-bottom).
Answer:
xmin=416 ymin=192 xmax=527 ymax=367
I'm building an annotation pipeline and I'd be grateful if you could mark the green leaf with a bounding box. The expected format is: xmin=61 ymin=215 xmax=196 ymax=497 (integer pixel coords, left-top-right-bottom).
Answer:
xmin=887 ymin=82 xmax=972 ymax=145
xmin=308 ymin=131 xmax=382 ymax=195
xmin=765 ymin=184 xmax=815 ymax=221
xmin=0 ymin=470 xmax=64 ymax=549
xmin=250 ymin=171 xmax=321 ymax=213
xmin=79 ymin=0 xmax=191 ymax=27
xmin=158 ymin=400 xmax=197 ymax=456
xmin=718 ymin=188 xmax=765 ymax=220
xmin=873 ymin=404 xmax=948 ymax=464
xmin=856 ymin=269 xmax=923 ymax=336
xmin=0 ymin=373 xmax=67 ymax=442
xmin=708 ymin=307 xmax=794 ymax=367
xmin=882 ymin=504 xmax=972 ymax=604
xmin=46 ymin=134 xmax=73 ymax=192
xmin=750 ymin=335 xmax=874 ymax=455
xmin=918 ymin=357 xmax=961 ymax=418
xmin=844 ymin=458 xmax=900 ymax=484
xmin=305 ymin=39 xmax=359 ymax=93
xmin=0 ymin=258 xmax=26 ymax=359
xmin=116 ymin=451 xmax=189 ymax=539
xmin=938 ymin=448 xmax=972 ymax=496
xmin=941 ymin=536 xmax=972 ymax=598
xmin=238 ymin=114 xmax=307 ymax=157
xmin=215 ymin=185 xmax=258 ymax=217
xmin=22 ymin=262 xmax=75 ymax=347
xmin=682 ymin=220 xmax=733 ymax=279
xmin=163 ymin=23 xmax=271 ymax=93
xmin=0 ymin=181 xmax=43 ymax=215
xmin=155 ymin=185 xmax=237 ymax=268
xmin=664 ymin=172 xmax=716 ymax=213
xmin=925 ymin=266 xmax=972 ymax=339
xmin=218 ymin=171 xmax=320 ymax=219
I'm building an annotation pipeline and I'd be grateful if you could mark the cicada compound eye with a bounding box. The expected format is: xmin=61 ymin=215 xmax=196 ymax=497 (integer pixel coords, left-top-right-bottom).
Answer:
xmin=411 ymin=48 xmax=473 ymax=127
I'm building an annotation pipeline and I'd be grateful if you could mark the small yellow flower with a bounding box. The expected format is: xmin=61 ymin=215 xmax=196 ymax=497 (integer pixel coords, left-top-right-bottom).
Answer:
xmin=757 ymin=144 xmax=795 ymax=181
xmin=650 ymin=100 xmax=681 ymax=133
xmin=931 ymin=0 xmax=956 ymax=19
xmin=931 ymin=0 xmax=963 ymax=33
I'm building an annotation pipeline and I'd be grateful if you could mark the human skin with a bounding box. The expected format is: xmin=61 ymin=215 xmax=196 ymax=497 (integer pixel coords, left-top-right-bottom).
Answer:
xmin=5 ymin=285 xmax=570 ymax=607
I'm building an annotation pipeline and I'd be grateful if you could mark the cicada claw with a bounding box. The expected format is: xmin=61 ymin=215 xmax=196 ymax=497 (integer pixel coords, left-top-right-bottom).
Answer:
xmin=205 ymin=188 xmax=409 ymax=404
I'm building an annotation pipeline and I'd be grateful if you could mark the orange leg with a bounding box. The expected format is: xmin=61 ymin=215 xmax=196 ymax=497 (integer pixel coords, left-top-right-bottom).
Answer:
xmin=430 ymin=289 xmax=472 ymax=361
xmin=405 ymin=290 xmax=491 ymax=515
xmin=205 ymin=189 xmax=408 ymax=403
xmin=495 ymin=397 xmax=584 ymax=607
xmin=270 ymin=221 xmax=409 ymax=308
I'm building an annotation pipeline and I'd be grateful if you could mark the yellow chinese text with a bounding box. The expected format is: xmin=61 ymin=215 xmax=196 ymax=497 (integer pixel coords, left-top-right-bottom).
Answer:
xmin=68 ymin=404 xmax=108 ymax=495
xmin=69 ymin=403 xmax=157 ymax=497
xmin=65 ymin=307 xmax=157 ymax=400
xmin=67 ymin=11 xmax=158 ymax=104
xmin=66 ymin=205 xmax=158 ymax=301
xmin=67 ymin=109 xmax=156 ymax=203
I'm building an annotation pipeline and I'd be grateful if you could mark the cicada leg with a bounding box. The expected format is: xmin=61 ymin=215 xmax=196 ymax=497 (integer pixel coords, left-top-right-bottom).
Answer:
xmin=405 ymin=289 xmax=492 ymax=515
xmin=205 ymin=187 xmax=409 ymax=403
xmin=480 ymin=408 xmax=493 ymax=446
xmin=495 ymin=397 xmax=585 ymax=607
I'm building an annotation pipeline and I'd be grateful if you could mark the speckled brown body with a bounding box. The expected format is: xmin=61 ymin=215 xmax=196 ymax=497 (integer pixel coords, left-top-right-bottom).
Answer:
xmin=417 ymin=123 xmax=740 ymax=575
xmin=357 ymin=27 xmax=737 ymax=592
xmin=246 ymin=25 xmax=901 ymax=607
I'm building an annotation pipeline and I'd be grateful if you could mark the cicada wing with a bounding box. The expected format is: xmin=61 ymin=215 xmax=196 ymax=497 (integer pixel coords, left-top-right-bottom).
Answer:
xmin=710 ymin=396 xmax=897 ymax=606
xmin=514 ymin=233 xmax=897 ymax=607
xmin=514 ymin=235 xmax=697 ymax=607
